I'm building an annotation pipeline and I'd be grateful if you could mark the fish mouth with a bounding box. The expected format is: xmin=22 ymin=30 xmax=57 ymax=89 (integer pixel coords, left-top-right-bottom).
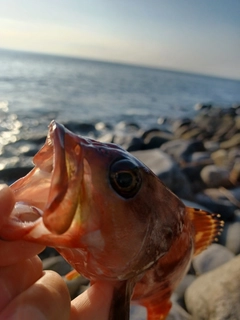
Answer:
xmin=4 ymin=121 xmax=84 ymax=242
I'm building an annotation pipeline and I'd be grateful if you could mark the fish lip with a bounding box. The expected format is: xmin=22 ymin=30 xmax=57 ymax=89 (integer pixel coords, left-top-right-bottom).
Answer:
xmin=4 ymin=121 xmax=83 ymax=240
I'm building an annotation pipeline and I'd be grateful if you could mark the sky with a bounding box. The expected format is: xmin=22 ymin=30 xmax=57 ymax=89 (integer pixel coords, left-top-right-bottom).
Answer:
xmin=0 ymin=0 xmax=240 ymax=80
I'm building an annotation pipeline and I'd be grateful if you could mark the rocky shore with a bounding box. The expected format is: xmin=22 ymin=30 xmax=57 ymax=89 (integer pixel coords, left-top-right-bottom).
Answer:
xmin=1 ymin=103 xmax=240 ymax=319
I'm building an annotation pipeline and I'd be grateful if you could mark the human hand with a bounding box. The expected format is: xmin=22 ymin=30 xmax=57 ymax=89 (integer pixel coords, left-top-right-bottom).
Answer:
xmin=0 ymin=184 xmax=113 ymax=320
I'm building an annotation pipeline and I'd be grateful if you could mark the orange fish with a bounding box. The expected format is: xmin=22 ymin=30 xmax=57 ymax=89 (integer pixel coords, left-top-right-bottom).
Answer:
xmin=1 ymin=121 xmax=223 ymax=319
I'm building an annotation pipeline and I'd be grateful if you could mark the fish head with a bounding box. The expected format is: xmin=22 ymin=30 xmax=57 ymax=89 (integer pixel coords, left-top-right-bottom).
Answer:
xmin=3 ymin=121 xmax=185 ymax=280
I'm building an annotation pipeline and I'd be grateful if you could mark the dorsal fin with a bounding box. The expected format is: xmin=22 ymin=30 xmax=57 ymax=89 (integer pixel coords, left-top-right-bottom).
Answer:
xmin=186 ymin=207 xmax=224 ymax=256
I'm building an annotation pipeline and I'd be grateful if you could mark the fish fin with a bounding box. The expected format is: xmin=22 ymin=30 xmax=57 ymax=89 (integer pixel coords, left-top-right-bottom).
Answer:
xmin=145 ymin=299 xmax=172 ymax=320
xmin=65 ymin=269 xmax=80 ymax=280
xmin=108 ymin=279 xmax=136 ymax=320
xmin=186 ymin=207 xmax=224 ymax=256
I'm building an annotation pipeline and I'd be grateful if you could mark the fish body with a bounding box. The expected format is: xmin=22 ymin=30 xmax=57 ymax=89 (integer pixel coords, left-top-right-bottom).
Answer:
xmin=1 ymin=121 xmax=222 ymax=319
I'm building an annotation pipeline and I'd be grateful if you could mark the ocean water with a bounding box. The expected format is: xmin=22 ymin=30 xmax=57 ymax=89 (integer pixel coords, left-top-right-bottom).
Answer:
xmin=1 ymin=48 xmax=240 ymax=146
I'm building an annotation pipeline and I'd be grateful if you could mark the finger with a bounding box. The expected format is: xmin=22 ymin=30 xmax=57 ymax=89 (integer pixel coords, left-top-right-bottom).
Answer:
xmin=0 ymin=256 xmax=43 ymax=311
xmin=70 ymin=281 xmax=113 ymax=320
xmin=0 ymin=270 xmax=71 ymax=320
xmin=0 ymin=239 xmax=45 ymax=266
xmin=0 ymin=184 xmax=15 ymax=226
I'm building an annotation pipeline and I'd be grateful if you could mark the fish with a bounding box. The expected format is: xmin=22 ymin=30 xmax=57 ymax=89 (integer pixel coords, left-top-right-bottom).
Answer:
xmin=1 ymin=120 xmax=223 ymax=319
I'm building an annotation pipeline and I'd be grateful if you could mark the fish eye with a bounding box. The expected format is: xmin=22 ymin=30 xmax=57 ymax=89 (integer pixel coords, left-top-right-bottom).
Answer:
xmin=109 ymin=158 xmax=142 ymax=198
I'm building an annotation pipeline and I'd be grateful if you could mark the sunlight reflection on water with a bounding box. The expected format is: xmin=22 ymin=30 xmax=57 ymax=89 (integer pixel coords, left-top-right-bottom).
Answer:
xmin=0 ymin=101 xmax=22 ymax=155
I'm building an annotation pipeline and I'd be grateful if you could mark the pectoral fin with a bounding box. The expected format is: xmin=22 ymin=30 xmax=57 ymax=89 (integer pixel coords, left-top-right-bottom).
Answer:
xmin=186 ymin=207 xmax=224 ymax=256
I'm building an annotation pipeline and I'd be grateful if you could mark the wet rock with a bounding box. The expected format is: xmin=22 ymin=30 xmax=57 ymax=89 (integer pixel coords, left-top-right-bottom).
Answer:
xmin=131 ymin=149 xmax=193 ymax=199
xmin=185 ymin=255 xmax=240 ymax=320
xmin=192 ymin=244 xmax=234 ymax=275
xmin=200 ymin=165 xmax=231 ymax=188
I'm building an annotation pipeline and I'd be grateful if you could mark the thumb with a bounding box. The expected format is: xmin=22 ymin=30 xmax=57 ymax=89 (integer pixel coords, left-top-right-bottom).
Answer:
xmin=0 ymin=184 xmax=15 ymax=227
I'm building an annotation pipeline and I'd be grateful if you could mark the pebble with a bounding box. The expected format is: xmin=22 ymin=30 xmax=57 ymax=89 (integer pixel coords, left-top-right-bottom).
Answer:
xmin=200 ymin=165 xmax=231 ymax=188
xmin=185 ymin=255 xmax=240 ymax=320
xmin=192 ymin=244 xmax=235 ymax=275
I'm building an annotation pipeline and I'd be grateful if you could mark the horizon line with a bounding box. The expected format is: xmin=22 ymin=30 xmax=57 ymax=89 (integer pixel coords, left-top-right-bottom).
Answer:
xmin=1 ymin=46 xmax=240 ymax=82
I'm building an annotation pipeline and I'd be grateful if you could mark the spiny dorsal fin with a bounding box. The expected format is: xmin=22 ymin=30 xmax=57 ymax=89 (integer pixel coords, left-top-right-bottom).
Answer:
xmin=186 ymin=207 xmax=224 ymax=256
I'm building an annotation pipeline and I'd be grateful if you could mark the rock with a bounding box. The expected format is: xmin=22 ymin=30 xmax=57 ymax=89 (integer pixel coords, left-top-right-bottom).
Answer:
xmin=64 ymin=275 xmax=89 ymax=299
xmin=200 ymin=165 xmax=231 ymax=188
xmin=130 ymin=305 xmax=146 ymax=320
xmin=112 ymin=134 xmax=143 ymax=151
xmin=203 ymin=140 xmax=220 ymax=152
xmin=220 ymin=133 xmax=240 ymax=149
xmin=194 ymin=189 xmax=236 ymax=221
xmin=190 ymin=151 xmax=211 ymax=163
xmin=42 ymin=255 xmax=72 ymax=275
xmin=131 ymin=149 xmax=193 ymax=199
xmin=211 ymin=149 xmax=229 ymax=167
xmin=0 ymin=165 xmax=33 ymax=184
xmin=174 ymin=274 xmax=196 ymax=309
xmin=130 ymin=302 xmax=192 ymax=320
xmin=230 ymin=160 xmax=240 ymax=184
xmin=115 ymin=121 xmax=141 ymax=133
xmin=160 ymin=139 xmax=205 ymax=163
xmin=141 ymin=129 xmax=172 ymax=150
xmin=194 ymin=103 xmax=212 ymax=111
xmin=180 ymin=128 xmax=203 ymax=140
xmin=185 ymin=255 xmax=240 ymax=320
xmin=64 ymin=121 xmax=96 ymax=135
xmin=219 ymin=221 xmax=240 ymax=255
xmin=167 ymin=302 xmax=192 ymax=320
xmin=192 ymin=244 xmax=235 ymax=275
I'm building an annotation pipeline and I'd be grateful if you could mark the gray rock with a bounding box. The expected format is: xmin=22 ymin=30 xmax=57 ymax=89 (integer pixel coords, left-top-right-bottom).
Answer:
xmin=192 ymin=244 xmax=235 ymax=275
xmin=131 ymin=149 xmax=193 ymax=199
xmin=219 ymin=221 xmax=240 ymax=255
xmin=200 ymin=165 xmax=231 ymax=188
xmin=194 ymin=188 xmax=236 ymax=221
xmin=160 ymin=139 xmax=205 ymax=163
xmin=64 ymin=275 xmax=89 ymax=299
xmin=174 ymin=274 xmax=196 ymax=309
xmin=185 ymin=255 xmax=240 ymax=320
xmin=42 ymin=255 xmax=72 ymax=275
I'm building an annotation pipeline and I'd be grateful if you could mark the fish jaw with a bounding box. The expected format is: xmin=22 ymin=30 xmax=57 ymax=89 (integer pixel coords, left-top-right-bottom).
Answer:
xmin=2 ymin=120 xmax=86 ymax=242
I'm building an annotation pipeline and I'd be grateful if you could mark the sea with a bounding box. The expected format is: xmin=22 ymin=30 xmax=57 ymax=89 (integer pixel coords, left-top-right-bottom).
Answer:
xmin=1 ymin=48 xmax=240 ymax=147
